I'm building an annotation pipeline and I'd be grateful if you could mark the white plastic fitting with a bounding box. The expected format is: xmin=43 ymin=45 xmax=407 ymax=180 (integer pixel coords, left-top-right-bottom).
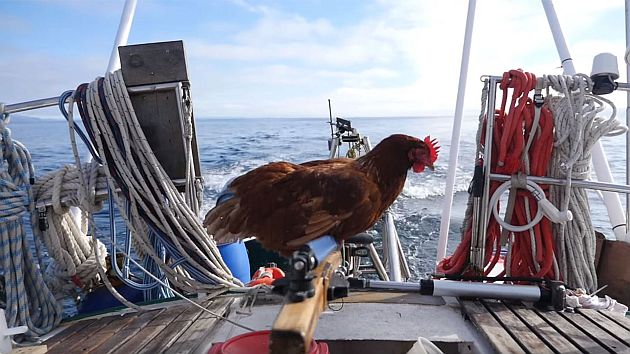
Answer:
xmin=591 ymin=53 xmax=619 ymax=80
xmin=0 ymin=309 xmax=28 ymax=354
xmin=537 ymin=198 xmax=573 ymax=223
xmin=490 ymin=180 xmax=573 ymax=232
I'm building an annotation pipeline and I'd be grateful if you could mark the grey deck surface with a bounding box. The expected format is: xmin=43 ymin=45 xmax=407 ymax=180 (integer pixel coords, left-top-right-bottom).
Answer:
xmin=43 ymin=297 xmax=233 ymax=354
xmin=461 ymin=299 xmax=630 ymax=354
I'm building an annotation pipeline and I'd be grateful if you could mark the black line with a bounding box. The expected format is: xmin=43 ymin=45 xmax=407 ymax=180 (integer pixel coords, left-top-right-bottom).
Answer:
xmin=480 ymin=299 xmax=531 ymax=354
xmin=532 ymin=307 xmax=589 ymax=354
xmin=503 ymin=301 xmax=561 ymax=354
xmin=612 ymin=223 xmax=626 ymax=231
xmin=597 ymin=310 xmax=630 ymax=332
xmin=558 ymin=311 xmax=617 ymax=353
xmin=576 ymin=309 xmax=630 ymax=347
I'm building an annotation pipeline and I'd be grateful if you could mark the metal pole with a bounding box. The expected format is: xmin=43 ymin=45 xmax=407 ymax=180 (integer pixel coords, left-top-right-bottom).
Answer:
xmin=626 ymin=0 xmax=630 ymax=237
xmin=3 ymin=97 xmax=67 ymax=115
xmin=384 ymin=211 xmax=402 ymax=282
xmin=541 ymin=0 xmax=576 ymax=75
xmin=471 ymin=76 xmax=499 ymax=273
xmin=542 ymin=0 xmax=628 ymax=241
xmin=421 ymin=279 xmax=542 ymax=302
xmin=490 ymin=173 xmax=630 ymax=194
xmin=106 ymin=0 xmax=138 ymax=73
xmin=436 ymin=0 xmax=477 ymax=265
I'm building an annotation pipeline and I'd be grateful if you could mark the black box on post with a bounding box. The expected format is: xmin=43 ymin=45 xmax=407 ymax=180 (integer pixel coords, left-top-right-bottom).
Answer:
xmin=118 ymin=40 xmax=201 ymax=194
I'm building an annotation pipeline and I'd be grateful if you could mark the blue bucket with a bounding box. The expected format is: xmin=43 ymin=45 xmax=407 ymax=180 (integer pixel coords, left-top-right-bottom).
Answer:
xmin=218 ymin=242 xmax=251 ymax=284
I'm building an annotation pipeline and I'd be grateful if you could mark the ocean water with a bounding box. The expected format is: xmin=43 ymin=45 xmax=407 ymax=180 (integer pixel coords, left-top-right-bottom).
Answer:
xmin=7 ymin=114 xmax=627 ymax=285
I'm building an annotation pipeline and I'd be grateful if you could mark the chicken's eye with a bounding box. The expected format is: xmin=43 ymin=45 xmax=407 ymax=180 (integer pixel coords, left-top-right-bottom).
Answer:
xmin=408 ymin=148 xmax=421 ymax=162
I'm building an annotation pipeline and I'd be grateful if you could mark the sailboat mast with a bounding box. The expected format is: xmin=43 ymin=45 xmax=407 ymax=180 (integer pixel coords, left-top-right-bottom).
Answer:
xmin=436 ymin=0 xmax=477 ymax=265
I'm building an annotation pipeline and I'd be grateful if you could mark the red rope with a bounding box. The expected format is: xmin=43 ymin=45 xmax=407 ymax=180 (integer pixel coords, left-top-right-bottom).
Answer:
xmin=437 ymin=69 xmax=557 ymax=281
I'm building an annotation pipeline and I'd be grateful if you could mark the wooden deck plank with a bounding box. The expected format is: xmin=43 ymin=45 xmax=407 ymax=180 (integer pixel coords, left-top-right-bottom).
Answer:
xmin=483 ymin=301 xmax=554 ymax=354
xmin=46 ymin=316 xmax=119 ymax=354
xmin=136 ymin=301 xmax=211 ymax=354
xmin=135 ymin=318 xmax=198 ymax=354
xmin=164 ymin=297 xmax=233 ymax=354
xmin=460 ymin=300 xmax=526 ymax=354
xmin=598 ymin=310 xmax=630 ymax=332
xmin=111 ymin=323 xmax=170 ymax=354
xmin=146 ymin=304 xmax=191 ymax=325
xmin=558 ymin=310 xmax=628 ymax=353
xmin=68 ymin=312 xmax=143 ymax=353
xmin=579 ymin=310 xmax=630 ymax=347
xmin=12 ymin=345 xmax=47 ymax=354
xmin=507 ymin=303 xmax=580 ymax=354
xmin=44 ymin=318 xmax=97 ymax=350
xmin=535 ymin=309 xmax=610 ymax=354
xmin=88 ymin=308 xmax=167 ymax=354
xmin=111 ymin=301 xmax=207 ymax=354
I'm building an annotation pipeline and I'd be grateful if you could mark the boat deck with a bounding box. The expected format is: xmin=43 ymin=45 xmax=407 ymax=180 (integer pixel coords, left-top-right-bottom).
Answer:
xmin=461 ymin=299 xmax=630 ymax=354
xmin=32 ymin=294 xmax=630 ymax=354
xmin=41 ymin=297 xmax=233 ymax=354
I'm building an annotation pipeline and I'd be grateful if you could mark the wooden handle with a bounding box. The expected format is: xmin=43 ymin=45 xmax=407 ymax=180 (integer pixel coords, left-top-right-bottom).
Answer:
xmin=269 ymin=251 xmax=342 ymax=354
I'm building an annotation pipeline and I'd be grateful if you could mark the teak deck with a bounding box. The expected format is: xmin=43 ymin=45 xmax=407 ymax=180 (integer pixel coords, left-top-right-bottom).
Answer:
xmin=33 ymin=295 xmax=630 ymax=354
xmin=461 ymin=299 xmax=630 ymax=354
xmin=42 ymin=297 xmax=233 ymax=354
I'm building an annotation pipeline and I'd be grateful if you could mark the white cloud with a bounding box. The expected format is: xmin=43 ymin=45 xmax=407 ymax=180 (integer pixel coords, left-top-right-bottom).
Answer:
xmin=1 ymin=0 xmax=627 ymax=118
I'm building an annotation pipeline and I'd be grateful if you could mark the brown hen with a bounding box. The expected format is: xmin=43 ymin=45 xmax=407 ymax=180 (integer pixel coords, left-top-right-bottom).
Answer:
xmin=203 ymin=134 xmax=439 ymax=255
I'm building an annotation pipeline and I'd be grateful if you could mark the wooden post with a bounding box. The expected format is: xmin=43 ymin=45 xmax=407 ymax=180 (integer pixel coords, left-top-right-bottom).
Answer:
xmin=269 ymin=251 xmax=341 ymax=354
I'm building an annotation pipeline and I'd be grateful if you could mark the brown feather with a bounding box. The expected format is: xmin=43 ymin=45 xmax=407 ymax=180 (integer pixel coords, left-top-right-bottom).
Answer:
xmin=203 ymin=134 xmax=434 ymax=256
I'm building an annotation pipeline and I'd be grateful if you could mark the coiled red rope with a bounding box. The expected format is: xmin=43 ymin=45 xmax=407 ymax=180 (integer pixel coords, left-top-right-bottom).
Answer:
xmin=437 ymin=69 xmax=557 ymax=281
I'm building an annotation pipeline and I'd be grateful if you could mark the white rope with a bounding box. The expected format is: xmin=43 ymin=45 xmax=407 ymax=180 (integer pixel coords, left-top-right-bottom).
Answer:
xmin=545 ymin=74 xmax=627 ymax=292
xmin=0 ymin=111 xmax=62 ymax=337
xmin=80 ymin=71 xmax=241 ymax=295
xmin=31 ymin=162 xmax=108 ymax=297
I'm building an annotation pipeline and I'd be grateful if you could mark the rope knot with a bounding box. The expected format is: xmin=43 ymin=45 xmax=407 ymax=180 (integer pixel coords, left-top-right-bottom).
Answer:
xmin=0 ymin=113 xmax=10 ymax=132
xmin=511 ymin=172 xmax=528 ymax=189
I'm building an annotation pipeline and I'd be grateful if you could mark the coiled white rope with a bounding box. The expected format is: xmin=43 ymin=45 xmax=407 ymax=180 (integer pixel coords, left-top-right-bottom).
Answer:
xmin=31 ymin=162 xmax=108 ymax=297
xmin=0 ymin=109 xmax=62 ymax=337
xmin=80 ymin=71 xmax=241 ymax=295
xmin=545 ymin=74 xmax=627 ymax=292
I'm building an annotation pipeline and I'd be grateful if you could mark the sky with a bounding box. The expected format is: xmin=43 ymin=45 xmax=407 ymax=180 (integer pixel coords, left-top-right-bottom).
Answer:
xmin=0 ymin=0 xmax=628 ymax=119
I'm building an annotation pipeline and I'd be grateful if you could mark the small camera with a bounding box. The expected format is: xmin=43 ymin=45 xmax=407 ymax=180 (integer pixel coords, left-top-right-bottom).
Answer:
xmin=590 ymin=53 xmax=619 ymax=95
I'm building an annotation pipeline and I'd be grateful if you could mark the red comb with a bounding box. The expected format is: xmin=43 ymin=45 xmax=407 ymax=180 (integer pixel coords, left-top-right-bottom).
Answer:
xmin=424 ymin=136 xmax=439 ymax=163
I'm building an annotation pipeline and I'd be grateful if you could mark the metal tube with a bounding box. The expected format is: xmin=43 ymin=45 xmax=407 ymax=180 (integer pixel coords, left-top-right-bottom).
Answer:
xmin=365 ymin=280 xmax=420 ymax=292
xmin=428 ymin=279 xmax=541 ymax=302
xmin=3 ymin=82 xmax=172 ymax=115
xmin=362 ymin=136 xmax=372 ymax=151
xmin=127 ymin=82 xmax=181 ymax=93
xmin=542 ymin=0 xmax=628 ymax=240
xmin=541 ymin=0 xmax=576 ymax=75
xmin=328 ymin=137 xmax=339 ymax=159
xmin=106 ymin=0 xmax=138 ymax=73
xmin=436 ymin=0 xmax=477 ymax=265
xmin=3 ymin=96 xmax=68 ymax=115
xmin=626 ymin=0 xmax=630 ymax=237
xmin=396 ymin=234 xmax=411 ymax=279
xmin=368 ymin=243 xmax=389 ymax=281
xmin=384 ymin=211 xmax=402 ymax=282
xmin=35 ymin=187 xmax=110 ymax=209
xmin=490 ymin=173 xmax=630 ymax=194
xmin=471 ymin=76 xmax=499 ymax=272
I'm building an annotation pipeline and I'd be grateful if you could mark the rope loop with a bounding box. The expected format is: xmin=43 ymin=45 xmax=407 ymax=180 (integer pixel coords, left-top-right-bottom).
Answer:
xmin=0 ymin=113 xmax=63 ymax=337
xmin=546 ymin=73 xmax=627 ymax=292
